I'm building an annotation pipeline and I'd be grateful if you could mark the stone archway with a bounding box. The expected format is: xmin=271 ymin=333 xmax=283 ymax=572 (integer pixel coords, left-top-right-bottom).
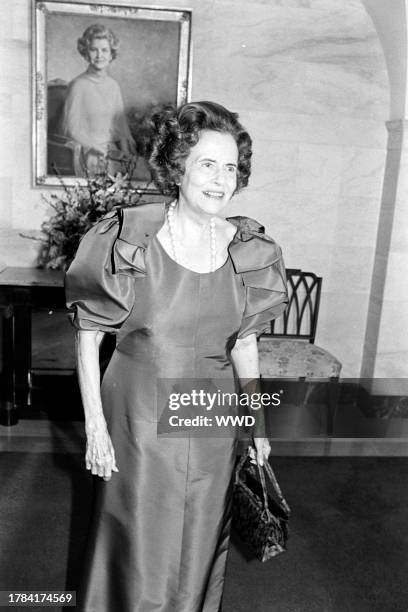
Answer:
xmin=360 ymin=0 xmax=408 ymax=389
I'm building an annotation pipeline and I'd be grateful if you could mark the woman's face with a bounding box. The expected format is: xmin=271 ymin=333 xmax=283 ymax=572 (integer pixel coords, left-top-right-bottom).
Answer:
xmin=178 ymin=130 xmax=238 ymax=216
xmin=87 ymin=37 xmax=112 ymax=71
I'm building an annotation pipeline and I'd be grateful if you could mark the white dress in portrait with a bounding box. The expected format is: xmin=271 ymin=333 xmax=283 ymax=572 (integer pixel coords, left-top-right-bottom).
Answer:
xmin=61 ymin=66 xmax=132 ymax=173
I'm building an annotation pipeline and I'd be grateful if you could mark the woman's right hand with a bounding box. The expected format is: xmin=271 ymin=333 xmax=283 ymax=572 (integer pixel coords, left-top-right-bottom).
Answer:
xmin=85 ymin=419 xmax=119 ymax=481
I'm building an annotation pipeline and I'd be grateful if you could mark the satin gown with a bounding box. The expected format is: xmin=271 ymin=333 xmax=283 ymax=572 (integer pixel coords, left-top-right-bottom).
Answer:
xmin=65 ymin=202 xmax=287 ymax=612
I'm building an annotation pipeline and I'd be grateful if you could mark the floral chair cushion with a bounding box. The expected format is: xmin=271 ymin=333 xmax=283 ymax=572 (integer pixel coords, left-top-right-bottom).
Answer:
xmin=258 ymin=338 xmax=342 ymax=378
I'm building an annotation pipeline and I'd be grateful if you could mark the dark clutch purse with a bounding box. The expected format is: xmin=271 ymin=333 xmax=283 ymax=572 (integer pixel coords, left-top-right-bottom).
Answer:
xmin=232 ymin=450 xmax=291 ymax=562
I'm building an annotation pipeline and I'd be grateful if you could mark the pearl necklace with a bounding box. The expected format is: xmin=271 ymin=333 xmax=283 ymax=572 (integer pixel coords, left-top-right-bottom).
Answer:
xmin=166 ymin=201 xmax=217 ymax=272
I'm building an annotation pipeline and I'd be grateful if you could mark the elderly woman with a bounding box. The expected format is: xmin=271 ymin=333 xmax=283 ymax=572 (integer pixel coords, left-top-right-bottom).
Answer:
xmin=61 ymin=23 xmax=135 ymax=175
xmin=65 ymin=101 xmax=288 ymax=611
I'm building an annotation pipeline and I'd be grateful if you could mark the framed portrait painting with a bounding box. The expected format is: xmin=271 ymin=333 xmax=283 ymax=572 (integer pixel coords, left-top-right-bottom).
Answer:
xmin=32 ymin=0 xmax=192 ymax=190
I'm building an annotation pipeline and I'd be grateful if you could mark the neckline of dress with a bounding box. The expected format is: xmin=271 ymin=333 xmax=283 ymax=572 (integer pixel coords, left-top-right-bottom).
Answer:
xmin=153 ymin=201 xmax=241 ymax=275
xmin=84 ymin=66 xmax=110 ymax=83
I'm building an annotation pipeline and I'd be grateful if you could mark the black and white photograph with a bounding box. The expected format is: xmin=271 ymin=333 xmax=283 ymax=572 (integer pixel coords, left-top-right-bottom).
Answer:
xmin=1 ymin=0 xmax=408 ymax=611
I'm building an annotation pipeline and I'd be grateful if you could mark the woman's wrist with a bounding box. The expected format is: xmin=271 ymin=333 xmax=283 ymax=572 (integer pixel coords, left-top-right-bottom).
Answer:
xmin=85 ymin=413 xmax=107 ymax=435
xmin=252 ymin=406 xmax=266 ymax=438
xmin=238 ymin=378 xmax=266 ymax=438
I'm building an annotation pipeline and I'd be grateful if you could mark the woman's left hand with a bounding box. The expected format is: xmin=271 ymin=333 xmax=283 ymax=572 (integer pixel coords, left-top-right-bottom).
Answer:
xmin=248 ymin=437 xmax=271 ymax=467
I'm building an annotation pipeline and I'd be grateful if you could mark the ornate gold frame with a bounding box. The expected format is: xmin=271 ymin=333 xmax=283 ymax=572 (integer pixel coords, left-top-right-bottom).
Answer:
xmin=32 ymin=0 xmax=192 ymax=189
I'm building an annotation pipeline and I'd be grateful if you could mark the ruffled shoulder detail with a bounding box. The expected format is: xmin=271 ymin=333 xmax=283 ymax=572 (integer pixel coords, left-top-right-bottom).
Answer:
xmin=95 ymin=202 xmax=166 ymax=278
xmin=226 ymin=215 xmax=289 ymax=338
xmin=227 ymin=215 xmax=286 ymax=286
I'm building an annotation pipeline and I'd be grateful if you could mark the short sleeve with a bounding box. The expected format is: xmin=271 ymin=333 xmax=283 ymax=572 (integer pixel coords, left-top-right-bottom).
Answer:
xmin=64 ymin=213 xmax=135 ymax=334
xmin=227 ymin=216 xmax=289 ymax=340
xmin=238 ymin=244 xmax=288 ymax=338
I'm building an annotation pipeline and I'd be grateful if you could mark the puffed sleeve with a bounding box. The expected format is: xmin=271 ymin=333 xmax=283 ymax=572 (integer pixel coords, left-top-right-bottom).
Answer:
xmin=64 ymin=211 xmax=137 ymax=333
xmin=228 ymin=216 xmax=289 ymax=339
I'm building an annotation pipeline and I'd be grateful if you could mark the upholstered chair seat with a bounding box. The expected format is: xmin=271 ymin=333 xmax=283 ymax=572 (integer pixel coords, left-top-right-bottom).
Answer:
xmin=258 ymin=337 xmax=342 ymax=379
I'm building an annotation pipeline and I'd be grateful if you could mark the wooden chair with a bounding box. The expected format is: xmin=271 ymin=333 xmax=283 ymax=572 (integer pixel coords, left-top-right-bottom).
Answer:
xmin=47 ymin=79 xmax=83 ymax=176
xmin=258 ymin=269 xmax=342 ymax=435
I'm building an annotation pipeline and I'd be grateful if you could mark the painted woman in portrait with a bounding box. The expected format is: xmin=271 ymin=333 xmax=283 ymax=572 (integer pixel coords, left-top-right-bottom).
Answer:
xmin=61 ymin=24 xmax=135 ymax=175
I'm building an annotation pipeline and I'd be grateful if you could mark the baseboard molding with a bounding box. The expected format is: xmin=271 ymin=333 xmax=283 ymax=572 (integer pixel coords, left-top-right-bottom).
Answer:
xmin=266 ymin=438 xmax=408 ymax=456
xmin=1 ymin=421 xmax=407 ymax=456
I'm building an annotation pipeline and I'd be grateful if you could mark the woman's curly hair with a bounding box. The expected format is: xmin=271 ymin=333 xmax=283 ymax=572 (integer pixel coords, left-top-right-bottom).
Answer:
xmin=77 ymin=24 xmax=120 ymax=61
xmin=148 ymin=101 xmax=252 ymax=197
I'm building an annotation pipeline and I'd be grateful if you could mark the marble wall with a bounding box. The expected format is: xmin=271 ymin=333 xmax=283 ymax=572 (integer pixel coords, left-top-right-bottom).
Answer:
xmin=0 ymin=0 xmax=391 ymax=376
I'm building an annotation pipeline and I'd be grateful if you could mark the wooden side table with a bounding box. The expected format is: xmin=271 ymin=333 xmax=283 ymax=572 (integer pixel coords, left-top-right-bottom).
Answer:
xmin=0 ymin=267 xmax=66 ymax=425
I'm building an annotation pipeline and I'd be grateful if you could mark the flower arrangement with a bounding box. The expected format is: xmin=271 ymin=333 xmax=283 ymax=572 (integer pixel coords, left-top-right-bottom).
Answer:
xmin=25 ymin=158 xmax=152 ymax=271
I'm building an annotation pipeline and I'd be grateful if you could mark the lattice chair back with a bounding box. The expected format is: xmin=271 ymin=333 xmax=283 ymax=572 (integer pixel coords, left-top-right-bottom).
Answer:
xmin=267 ymin=269 xmax=321 ymax=342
